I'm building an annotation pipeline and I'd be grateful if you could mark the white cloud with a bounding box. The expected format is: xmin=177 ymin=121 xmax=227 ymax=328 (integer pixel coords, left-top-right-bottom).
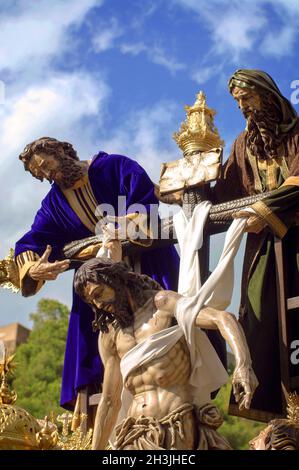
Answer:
xmin=173 ymin=0 xmax=299 ymax=61
xmin=191 ymin=65 xmax=222 ymax=85
xmin=120 ymin=42 xmax=185 ymax=75
xmin=261 ymin=26 xmax=298 ymax=58
xmin=0 ymin=73 xmax=109 ymax=165
xmin=212 ymin=10 xmax=266 ymax=61
xmin=120 ymin=42 xmax=147 ymax=56
xmin=0 ymin=0 xmax=102 ymax=73
xmin=150 ymin=46 xmax=185 ymax=74
xmin=0 ymin=71 xmax=110 ymax=257
xmin=272 ymin=0 xmax=299 ymax=15
xmin=99 ymin=100 xmax=181 ymax=181
xmin=92 ymin=17 xmax=123 ymax=52
xmin=130 ymin=3 xmax=159 ymax=30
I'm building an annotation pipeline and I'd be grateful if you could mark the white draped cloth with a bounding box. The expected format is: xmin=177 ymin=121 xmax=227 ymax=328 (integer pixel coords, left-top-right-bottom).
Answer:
xmin=117 ymin=203 xmax=247 ymax=421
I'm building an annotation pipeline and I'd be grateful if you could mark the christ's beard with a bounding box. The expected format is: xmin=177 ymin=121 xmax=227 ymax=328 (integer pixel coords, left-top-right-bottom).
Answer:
xmin=93 ymin=297 xmax=134 ymax=333
xmin=49 ymin=158 xmax=85 ymax=189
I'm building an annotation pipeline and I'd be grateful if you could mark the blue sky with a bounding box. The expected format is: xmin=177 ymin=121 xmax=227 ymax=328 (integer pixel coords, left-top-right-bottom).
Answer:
xmin=0 ymin=0 xmax=299 ymax=328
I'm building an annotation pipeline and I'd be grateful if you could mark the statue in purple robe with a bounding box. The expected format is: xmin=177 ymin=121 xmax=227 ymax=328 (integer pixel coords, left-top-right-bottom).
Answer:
xmin=15 ymin=137 xmax=179 ymax=409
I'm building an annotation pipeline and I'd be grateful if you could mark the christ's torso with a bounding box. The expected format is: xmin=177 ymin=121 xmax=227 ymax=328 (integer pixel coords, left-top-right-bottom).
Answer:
xmin=114 ymin=290 xmax=192 ymax=419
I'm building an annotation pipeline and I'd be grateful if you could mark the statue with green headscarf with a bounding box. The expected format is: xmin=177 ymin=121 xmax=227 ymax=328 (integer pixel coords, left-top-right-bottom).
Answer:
xmin=210 ymin=69 xmax=299 ymax=423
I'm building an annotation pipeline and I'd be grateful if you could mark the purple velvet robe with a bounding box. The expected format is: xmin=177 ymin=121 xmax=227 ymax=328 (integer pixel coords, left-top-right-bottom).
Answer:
xmin=15 ymin=152 xmax=179 ymax=408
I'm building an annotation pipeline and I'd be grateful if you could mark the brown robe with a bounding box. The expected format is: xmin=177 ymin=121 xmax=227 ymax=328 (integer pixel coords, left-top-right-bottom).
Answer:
xmin=210 ymin=120 xmax=299 ymax=422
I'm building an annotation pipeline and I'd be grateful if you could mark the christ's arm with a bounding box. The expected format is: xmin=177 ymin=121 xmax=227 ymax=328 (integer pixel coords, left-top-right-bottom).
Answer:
xmin=155 ymin=291 xmax=258 ymax=410
xmin=195 ymin=306 xmax=259 ymax=410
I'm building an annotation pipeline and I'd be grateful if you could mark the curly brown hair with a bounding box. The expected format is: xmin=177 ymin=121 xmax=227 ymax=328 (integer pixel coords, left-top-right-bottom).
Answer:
xmin=19 ymin=137 xmax=79 ymax=171
xmin=74 ymin=257 xmax=162 ymax=333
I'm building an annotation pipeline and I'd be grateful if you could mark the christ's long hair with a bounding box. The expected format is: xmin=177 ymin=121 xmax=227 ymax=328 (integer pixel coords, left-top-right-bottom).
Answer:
xmin=74 ymin=258 xmax=162 ymax=333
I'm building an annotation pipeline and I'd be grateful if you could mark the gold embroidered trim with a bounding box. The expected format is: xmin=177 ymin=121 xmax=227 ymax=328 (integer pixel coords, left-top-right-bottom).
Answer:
xmin=62 ymin=187 xmax=95 ymax=233
xmin=129 ymin=238 xmax=154 ymax=247
xmin=85 ymin=181 xmax=98 ymax=208
xmin=280 ymin=157 xmax=290 ymax=181
xmin=16 ymin=250 xmax=39 ymax=269
xmin=246 ymin=147 xmax=263 ymax=192
xmin=74 ymin=242 xmax=102 ymax=260
xmin=251 ymin=200 xmax=288 ymax=238
xmin=67 ymin=160 xmax=93 ymax=190
xmin=61 ymin=161 xmax=100 ymax=233
xmin=16 ymin=252 xmax=44 ymax=294
xmin=256 ymin=155 xmax=289 ymax=191
xmin=68 ymin=174 xmax=89 ymax=190
xmin=281 ymin=176 xmax=299 ymax=187
xmin=257 ymin=158 xmax=280 ymax=191
xmin=247 ymin=144 xmax=289 ymax=191
xmin=75 ymin=187 xmax=98 ymax=226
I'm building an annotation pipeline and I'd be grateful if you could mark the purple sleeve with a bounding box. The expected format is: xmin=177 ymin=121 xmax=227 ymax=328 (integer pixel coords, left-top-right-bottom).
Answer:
xmin=15 ymin=193 xmax=67 ymax=262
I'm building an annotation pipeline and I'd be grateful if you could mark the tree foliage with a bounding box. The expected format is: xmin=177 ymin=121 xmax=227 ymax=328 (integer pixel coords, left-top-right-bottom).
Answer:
xmin=12 ymin=299 xmax=69 ymax=419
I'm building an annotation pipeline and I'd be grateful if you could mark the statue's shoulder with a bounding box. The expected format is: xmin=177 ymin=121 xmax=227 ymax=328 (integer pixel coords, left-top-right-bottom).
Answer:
xmin=154 ymin=290 xmax=181 ymax=313
xmin=90 ymin=152 xmax=134 ymax=170
xmin=233 ymin=130 xmax=247 ymax=148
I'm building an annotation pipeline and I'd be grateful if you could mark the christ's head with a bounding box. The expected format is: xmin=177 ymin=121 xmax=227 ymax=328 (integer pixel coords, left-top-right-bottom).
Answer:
xmin=74 ymin=257 xmax=162 ymax=333
xmin=19 ymin=137 xmax=85 ymax=189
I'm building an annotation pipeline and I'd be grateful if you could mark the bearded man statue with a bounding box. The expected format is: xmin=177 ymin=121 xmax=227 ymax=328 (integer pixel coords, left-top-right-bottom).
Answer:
xmin=210 ymin=69 xmax=299 ymax=422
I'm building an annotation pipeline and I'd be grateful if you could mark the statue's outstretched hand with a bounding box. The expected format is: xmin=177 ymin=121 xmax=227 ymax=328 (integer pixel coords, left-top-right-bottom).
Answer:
xmin=29 ymin=245 xmax=70 ymax=281
xmin=232 ymin=364 xmax=259 ymax=410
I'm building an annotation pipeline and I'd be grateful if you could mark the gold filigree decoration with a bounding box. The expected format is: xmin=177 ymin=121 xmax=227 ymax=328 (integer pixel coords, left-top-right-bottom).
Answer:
xmin=36 ymin=416 xmax=59 ymax=450
xmin=287 ymin=392 xmax=299 ymax=428
xmin=158 ymin=91 xmax=224 ymax=195
xmin=0 ymin=341 xmax=17 ymax=405
xmin=0 ymin=346 xmax=92 ymax=450
xmin=0 ymin=248 xmax=20 ymax=293
xmin=0 ymin=405 xmax=44 ymax=449
xmin=56 ymin=412 xmax=93 ymax=450
xmin=173 ymin=91 xmax=224 ymax=155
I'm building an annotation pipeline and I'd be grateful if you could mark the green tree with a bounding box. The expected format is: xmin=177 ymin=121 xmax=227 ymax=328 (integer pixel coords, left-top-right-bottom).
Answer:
xmin=12 ymin=298 xmax=69 ymax=419
xmin=214 ymin=379 xmax=264 ymax=450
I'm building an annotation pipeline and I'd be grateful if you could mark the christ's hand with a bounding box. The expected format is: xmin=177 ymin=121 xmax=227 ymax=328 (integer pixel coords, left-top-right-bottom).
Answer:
xmin=232 ymin=364 xmax=259 ymax=410
xmin=29 ymin=245 xmax=70 ymax=281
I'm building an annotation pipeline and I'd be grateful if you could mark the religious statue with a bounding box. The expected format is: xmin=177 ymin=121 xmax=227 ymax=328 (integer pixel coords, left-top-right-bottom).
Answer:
xmin=73 ymin=258 xmax=258 ymax=450
xmin=209 ymin=70 xmax=299 ymax=422
xmin=1 ymin=137 xmax=179 ymax=412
